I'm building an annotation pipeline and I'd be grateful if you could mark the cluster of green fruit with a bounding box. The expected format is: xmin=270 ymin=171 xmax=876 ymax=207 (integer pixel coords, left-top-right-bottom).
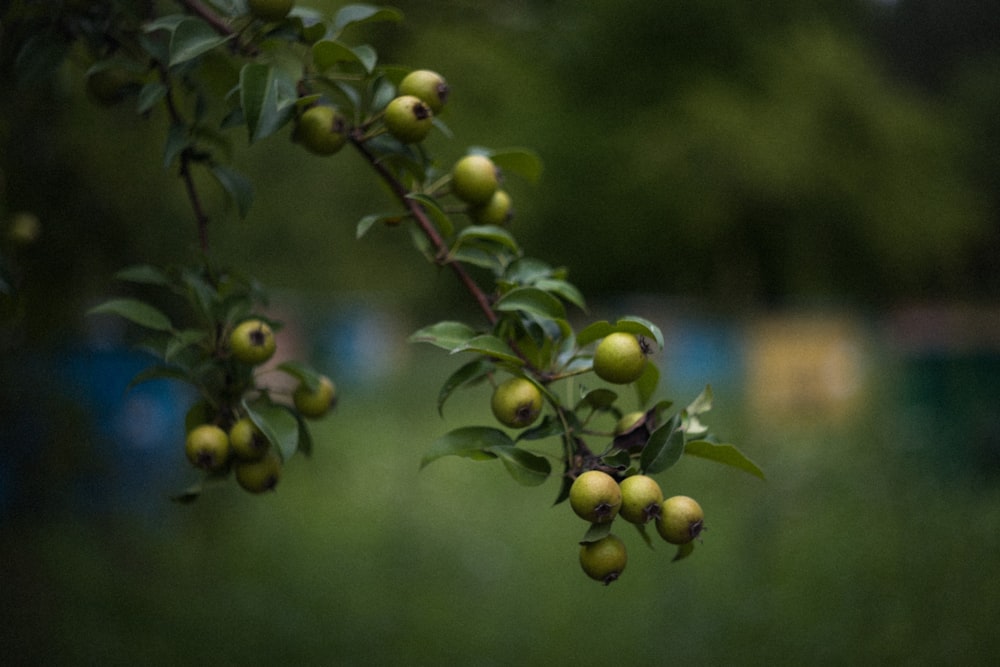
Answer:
xmin=295 ymin=67 xmax=448 ymax=154
xmin=486 ymin=330 xmax=705 ymax=584
xmin=184 ymin=318 xmax=337 ymax=495
xmin=293 ymin=67 xmax=514 ymax=227
xmin=45 ymin=0 xmax=764 ymax=581
xmin=490 ymin=332 xmax=650 ymax=429
xmin=570 ymin=470 xmax=705 ymax=585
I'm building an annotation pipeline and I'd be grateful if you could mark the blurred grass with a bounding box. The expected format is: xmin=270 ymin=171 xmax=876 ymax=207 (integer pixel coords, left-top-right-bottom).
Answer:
xmin=3 ymin=347 xmax=1000 ymax=666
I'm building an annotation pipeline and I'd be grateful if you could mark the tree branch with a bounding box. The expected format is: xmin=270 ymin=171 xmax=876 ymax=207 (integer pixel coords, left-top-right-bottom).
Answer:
xmin=349 ymin=135 xmax=498 ymax=326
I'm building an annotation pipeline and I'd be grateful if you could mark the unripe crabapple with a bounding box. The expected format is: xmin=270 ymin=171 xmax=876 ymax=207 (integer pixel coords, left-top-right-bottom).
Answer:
xmin=294 ymin=105 xmax=348 ymax=156
xmin=235 ymin=452 xmax=282 ymax=493
xmin=185 ymin=424 xmax=231 ymax=472
xmin=398 ymin=69 xmax=449 ymax=113
xmin=450 ymin=154 xmax=500 ymax=205
xmin=490 ymin=377 xmax=542 ymax=429
xmin=229 ymin=417 xmax=269 ymax=461
xmin=569 ymin=470 xmax=622 ymax=523
xmin=618 ymin=474 xmax=664 ymax=524
xmin=593 ymin=332 xmax=647 ymax=384
xmin=579 ymin=533 xmax=627 ymax=585
xmin=384 ymin=95 xmax=434 ymax=144
xmin=293 ymin=375 xmax=337 ymax=419
xmin=229 ymin=319 xmax=276 ymax=366
xmin=656 ymin=495 xmax=706 ymax=544
xmin=469 ymin=189 xmax=513 ymax=225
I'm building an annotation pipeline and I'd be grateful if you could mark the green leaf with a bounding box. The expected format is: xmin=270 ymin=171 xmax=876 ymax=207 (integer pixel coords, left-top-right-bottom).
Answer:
xmin=170 ymin=481 xmax=203 ymax=504
xmin=143 ymin=14 xmax=189 ymax=34
xmin=312 ymin=39 xmax=377 ymax=72
xmin=617 ymin=315 xmax=665 ymax=350
xmin=168 ymin=18 xmax=233 ymax=68
xmin=136 ymin=82 xmax=168 ymax=114
xmin=451 ymin=334 xmax=524 ymax=365
xmin=577 ymin=318 xmax=664 ymax=349
xmin=276 ymin=360 xmax=326 ymax=390
xmin=332 ymin=4 xmax=404 ymax=33
xmin=516 ymin=415 xmax=566 ymax=442
xmin=580 ymin=521 xmax=612 ymax=544
xmin=421 ymin=426 xmax=512 ymax=468
xmin=209 ymin=165 xmax=254 ymax=218
xmin=489 ymin=147 xmax=544 ymax=184
xmin=114 ymin=264 xmax=170 ymax=286
xmin=685 ymin=440 xmax=766 ymax=480
xmin=164 ymin=329 xmax=208 ymax=361
xmin=448 ymin=246 xmax=505 ymax=273
xmin=125 ymin=364 xmax=193 ymax=393
xmin=673 ymin=542 xmax=695 ymax=562
xmin=494 ymin=286 xmax=566 ymax=321
xmin=635 ymin=361 xmax=660 ymax=407
xmin=686 ymin=384 xmax=714 ymax=415
xmin=294 ymin=414 xmax=315 ymax=458
xmin=452 ymin=224 xmax=519 ymax=254
xmin=534 ymin=278 xmax=586 ymax=311
xmin=635 ymin=522 xmax=655 ymax=550
xmin=601 ymin=448 xmax=632 ymax=471
xmin=409 ymin=321 xmax=478 ymax=350
xmin=355 ymin=213 xmax=402 ymax=239
xmin=682 ymin=385 xmax=714 ymax=437
xmin=488 ymin=445 xmax=551 ymax=486
xmin=436 ymin=358 xmax=492 ymax=416
xmin=239 ymin=63 xmax=297 ymax=143
xmin=406 ymin=193 xmax=455 ymax=239
xmin=244 ymin=399 xmax=300 ymax=462
xmin=88 ymin=298 xmax=173 ymax=332
xmin=577 ymin=388 xmax=619 ymax=411
xmin=640 ymin=414 xmax=685 ymax=474
xmin=575 ymin=321 xmax=615 ymax=347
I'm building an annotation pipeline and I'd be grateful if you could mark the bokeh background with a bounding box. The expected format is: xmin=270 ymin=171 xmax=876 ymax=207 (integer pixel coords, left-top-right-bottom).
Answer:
xmin=3 ymin=0 xmax=1000 ymax=664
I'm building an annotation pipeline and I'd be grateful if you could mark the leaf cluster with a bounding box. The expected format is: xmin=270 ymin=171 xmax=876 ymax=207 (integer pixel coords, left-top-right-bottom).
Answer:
xmin=88 ymin=263 xmax=329 ymax=500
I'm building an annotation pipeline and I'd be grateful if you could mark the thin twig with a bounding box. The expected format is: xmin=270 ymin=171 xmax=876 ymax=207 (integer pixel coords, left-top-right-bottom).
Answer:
xmin=350 ymin=135 xmax=498 ymax=326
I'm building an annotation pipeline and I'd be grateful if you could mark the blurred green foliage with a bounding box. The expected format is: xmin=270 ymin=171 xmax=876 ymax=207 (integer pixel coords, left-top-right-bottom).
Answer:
xmin=2 ymin=1 xmax=1000 ymax=663
xmin=2 ymin=353 xmax=999 ymax=664
xmin=3 ymin=0 xmax=998 ymax=325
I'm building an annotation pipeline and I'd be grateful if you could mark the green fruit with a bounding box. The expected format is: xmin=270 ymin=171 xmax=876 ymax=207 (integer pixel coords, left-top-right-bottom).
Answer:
xmin=229 ymin=319 xmax=277 ymax=366
xmin=185 ymin=424 xmax=231 ymax=472
xmin=398 ymin=69 xmax=450 ymax=113
xmin=235 ymin=452 xmax=282 ymax=493
xmin=247 ymin=0 xmax=293 ymax=21
xmin=229 ymin=418 xmax=269 ymax=461
xmin=384 ymin=95 xmax=434 ymax=144
xmin=569 ymin=470 xmax=622 ymax=523
xmin=294 ymin=105 xmax=348 ymax=156
xmin=618 ymin=474 xmax=664 ymax=524
xmin=579 ymin=534 xmax=627 ymax=585
xmin=451 ymin=154 xmax=500 ymax=205
xmin=7 ymin=212 xmax=40 ymax=245
xmin=615 ymin=411 xmax=646 ymax=435
xmin=293 ymin=375 xmax=337 ymax=419
xmin=469 ymin=189 xmax=513 ymax=225
xmin=656 ymin=495 xmax=705 ymax=544
xmin=593 ymin=332 xmax=647 ymax=384
xmin=490 ymin=377 xmax=543 ymax=429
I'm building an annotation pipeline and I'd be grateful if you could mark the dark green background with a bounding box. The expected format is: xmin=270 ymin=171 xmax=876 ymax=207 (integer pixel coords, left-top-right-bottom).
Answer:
xmin=2 ymin=1 xmax=999 ymax=664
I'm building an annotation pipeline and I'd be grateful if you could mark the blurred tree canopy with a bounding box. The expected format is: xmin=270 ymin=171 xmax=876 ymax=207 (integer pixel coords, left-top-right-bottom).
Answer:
xmin=1 ymin=0 xmax=998 ymax=333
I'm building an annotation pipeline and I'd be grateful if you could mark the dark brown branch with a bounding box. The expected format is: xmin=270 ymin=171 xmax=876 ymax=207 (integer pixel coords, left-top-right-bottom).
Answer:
xmin=349 ymin=135 xmax=498 ymax=326
xmin=177 ymin=0 xmax=235 ymax=36
xmin=156 ymin=63 xmax=210 ymax=252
